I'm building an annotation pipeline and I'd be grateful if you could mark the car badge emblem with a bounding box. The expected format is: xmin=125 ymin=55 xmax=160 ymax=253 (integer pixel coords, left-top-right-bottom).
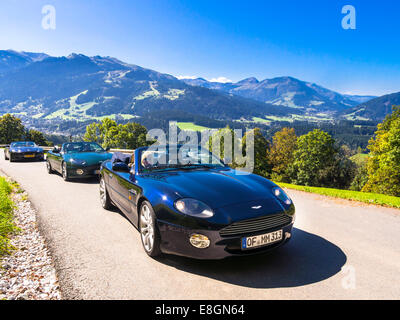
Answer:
xmin=251 ymin=205 xmax=262 ymax=209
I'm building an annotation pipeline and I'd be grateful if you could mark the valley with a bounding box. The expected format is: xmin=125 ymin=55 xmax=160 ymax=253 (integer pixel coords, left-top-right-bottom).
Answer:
xmin=0 ymin=50 xmax=398 ymax=150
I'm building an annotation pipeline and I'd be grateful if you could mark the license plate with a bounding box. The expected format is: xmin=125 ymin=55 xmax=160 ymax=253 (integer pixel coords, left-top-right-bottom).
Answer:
xmin=242 ymin=230 xmax=283 ymax=250
xmin=24 ymin=154 xmax=35 ymax=158
xmin=94 ymin=170 xmax=100 ymax=174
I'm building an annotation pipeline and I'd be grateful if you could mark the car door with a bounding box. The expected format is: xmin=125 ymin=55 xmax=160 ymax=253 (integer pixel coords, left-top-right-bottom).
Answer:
xmin=111 ymin=153 xmax=141 ymax=223
xmin=104 ymin=166 xmax=119 ymax=202
xmin=114 ymin=171 xmax=141 ymax=224
xmin=114 ymin=172 xmax=133 ymax=209
xmin=48 ymin=146 xmax=63 ymax=173
xmin=46 ymin=149 xmax=56 ymax=170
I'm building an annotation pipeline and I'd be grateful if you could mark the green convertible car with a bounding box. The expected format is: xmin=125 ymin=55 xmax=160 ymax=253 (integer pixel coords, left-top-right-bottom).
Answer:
xmin=46 ymin=142 xmax=112 ymax=181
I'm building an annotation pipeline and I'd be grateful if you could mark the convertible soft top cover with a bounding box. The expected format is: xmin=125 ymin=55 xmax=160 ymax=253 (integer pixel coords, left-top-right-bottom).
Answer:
xmin=111 ymin=152 xmax=131 ymax=165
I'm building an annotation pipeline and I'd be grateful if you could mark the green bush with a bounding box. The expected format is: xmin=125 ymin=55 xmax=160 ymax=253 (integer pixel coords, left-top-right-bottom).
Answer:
xmin=0 ymin=177 xmax=18 ymax=257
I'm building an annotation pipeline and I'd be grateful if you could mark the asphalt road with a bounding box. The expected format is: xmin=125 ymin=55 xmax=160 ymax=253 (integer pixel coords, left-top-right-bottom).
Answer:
xmin=1 ymin=157 xmax=399 ymax=299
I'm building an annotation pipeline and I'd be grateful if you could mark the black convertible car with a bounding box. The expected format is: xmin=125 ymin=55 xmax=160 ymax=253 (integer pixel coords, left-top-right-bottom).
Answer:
xmin=99 ymin=145 xmax=295 ymax=259
xmin=4 ymin=141 xmax=44 ymax=162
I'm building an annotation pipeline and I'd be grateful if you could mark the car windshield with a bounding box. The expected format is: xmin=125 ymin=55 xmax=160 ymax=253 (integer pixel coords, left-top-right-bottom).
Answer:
xmin=139 ymin=146 xmax=226 ymax=172
xmin=63 ymin=142 xmax=105 ymax=153
xmin=11 ymin=142 xmax=36 ymax=147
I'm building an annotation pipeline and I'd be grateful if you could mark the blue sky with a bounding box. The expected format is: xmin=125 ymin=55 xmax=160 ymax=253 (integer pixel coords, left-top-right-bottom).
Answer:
xmin=0 ymin=0 xmax=399 ymax=95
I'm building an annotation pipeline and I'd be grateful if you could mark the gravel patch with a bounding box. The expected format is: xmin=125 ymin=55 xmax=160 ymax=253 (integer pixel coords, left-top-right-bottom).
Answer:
xmin=0 ymin=188 xmax=61 ymax=300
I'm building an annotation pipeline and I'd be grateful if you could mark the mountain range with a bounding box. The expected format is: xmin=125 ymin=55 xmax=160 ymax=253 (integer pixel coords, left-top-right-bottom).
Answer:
xmin=0 ymin=50 xmax=299 ymax=128
xmin=341 ymin=92 xmax=400 ymax=120
xmin=182 ymin=76 xmax=374 ymax=111
xmin=0 ymin=50 xmax=49 ymax=73
xmin=0 ymin=49 xmax=398 ymax=134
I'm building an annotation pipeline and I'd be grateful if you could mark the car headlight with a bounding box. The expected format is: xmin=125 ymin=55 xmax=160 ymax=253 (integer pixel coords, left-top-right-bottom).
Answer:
xmin=272 ymin=186 xmax=292 ymax=205
xmin=174 ymin=198 xmax=214 ymax=218
xmin=70 ymin=159 xmax=87 ymax=165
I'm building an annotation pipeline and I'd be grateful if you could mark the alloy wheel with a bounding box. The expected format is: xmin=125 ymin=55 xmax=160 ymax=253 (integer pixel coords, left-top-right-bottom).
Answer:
xmin=140 ymin=204 xmax=155 ymax=252
xmin=46 ymin=160 xmax=52 ymax=173
xmin=99 ymin=178 xmax=107 ymax=207
xmin=62 ymin=162 xmax=68 ymax=180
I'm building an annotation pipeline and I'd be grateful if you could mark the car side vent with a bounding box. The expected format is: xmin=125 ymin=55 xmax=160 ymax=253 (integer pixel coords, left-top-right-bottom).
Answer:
xmin=219 ymin=214 xmax=292 ymax=237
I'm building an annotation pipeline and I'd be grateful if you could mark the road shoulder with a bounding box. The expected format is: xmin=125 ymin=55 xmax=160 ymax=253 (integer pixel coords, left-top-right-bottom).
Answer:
xmin=0 ymin=173 xmax=61 ymax=300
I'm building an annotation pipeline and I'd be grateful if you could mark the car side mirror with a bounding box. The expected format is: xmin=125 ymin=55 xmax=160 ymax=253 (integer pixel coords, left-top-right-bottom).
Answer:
xmin=112 ymin=162 xmax=130 ymax=172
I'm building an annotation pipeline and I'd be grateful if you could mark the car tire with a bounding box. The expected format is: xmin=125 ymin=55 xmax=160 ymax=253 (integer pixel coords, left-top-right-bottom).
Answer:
xmin=9 ymin=154 xmax=14 ymax=162
xmin=62 ymin=162 xmax=69 ymax=181
xmin=139 ymin=201 xmax=162 ymax=258
xmin=99 ymin=177 xmax=113 ymax=210
xmin=46 ymin=160 xmax=54 ymax=174
xmin=4 ymin=152 xmax=8 ymax=160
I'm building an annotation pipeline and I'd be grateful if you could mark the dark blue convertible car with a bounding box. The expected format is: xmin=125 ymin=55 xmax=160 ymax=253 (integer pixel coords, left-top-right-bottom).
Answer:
xmin=99 ymin=145 xmax=295 ymax=259
xmin=4 ymin=141 xmax=44 ymax=162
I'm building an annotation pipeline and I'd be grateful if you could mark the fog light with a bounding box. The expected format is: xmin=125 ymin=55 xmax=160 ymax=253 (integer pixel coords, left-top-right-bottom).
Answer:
xmin=285 ymin=232 xmax=291 ymax=239
xmin=189 ymin=234 xmax=210 ymax=249
xmin=76 ymin=169 xmax=84 ymax=175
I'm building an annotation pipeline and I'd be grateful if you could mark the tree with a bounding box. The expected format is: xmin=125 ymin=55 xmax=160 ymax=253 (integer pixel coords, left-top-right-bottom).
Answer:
xmin=0 ymin=114 xmax=25 ymax=144
xmin=83 ymin=118 xmax=149 ymax=149
xmin=83 ymin=122 xmax=103 ymax=145
xmin=207 ymin=126 xmax=239 ymax=165
xmin=242 ymin=128 xmax=271 ymax=177
xmin=268 ymin=128 xmax=298 ymax=182
xmin=350 ymin=164 xmax=369 ymax=191
xmin=290 ymin=129 xmax=338 ymax=187
xmin=113 ymin=122 xmax=148 ymax=149
xmin=318 ymin=145 xmax=356 ymax=189
xmin=362 ymin=106 xmax=400 ymax=196
xmin=26 ymin=129 xmax=50 ymax=146
xmin=83 ymin=118 xmax=118 ymax=148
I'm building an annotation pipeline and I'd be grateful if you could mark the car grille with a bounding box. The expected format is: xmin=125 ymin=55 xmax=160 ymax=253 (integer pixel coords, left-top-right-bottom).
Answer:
xmin=14 ymin=151 xmax=42 ymax=157
xmin=219 ymin=214 xmax=292 ymax=237
xmin=83 ymin=164 xmax=101 ymax=171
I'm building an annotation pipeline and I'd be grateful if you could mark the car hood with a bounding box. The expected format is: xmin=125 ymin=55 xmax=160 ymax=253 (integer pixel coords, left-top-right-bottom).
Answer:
xmin=11 ymin=147 xmax=43 ymax=152
xmin=140 ymin=168 xmax=279 ymax=209
xmin=64 ymin=152 xmax=112 ymax=165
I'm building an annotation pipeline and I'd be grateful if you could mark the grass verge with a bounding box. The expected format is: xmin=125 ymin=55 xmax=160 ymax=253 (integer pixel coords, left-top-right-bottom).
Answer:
xmin=0 ymin=177 xmax=18 ymax=257
xmin=276 ymin=182 xmax=400 ymax=209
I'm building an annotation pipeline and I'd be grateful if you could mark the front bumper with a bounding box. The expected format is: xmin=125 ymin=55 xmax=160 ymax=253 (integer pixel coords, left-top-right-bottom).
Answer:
xmin=157 ymin=219 xmax=294 ymax=260
xmin=10 ymin=152 xmax=44 ymax=161
xmin=66 ymin=163 xmax=101 ymax=178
